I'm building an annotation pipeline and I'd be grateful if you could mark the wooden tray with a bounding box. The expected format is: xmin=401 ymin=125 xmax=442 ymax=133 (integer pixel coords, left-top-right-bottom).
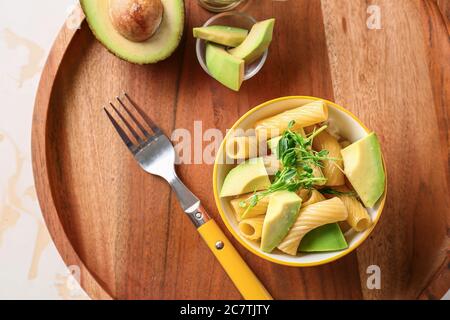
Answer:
xmin=32 ymin=0 xmax=449 ymax=299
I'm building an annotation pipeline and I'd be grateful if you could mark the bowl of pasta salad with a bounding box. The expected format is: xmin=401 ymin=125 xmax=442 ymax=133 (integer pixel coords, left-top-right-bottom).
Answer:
xmin=213 ymin=96 xmax=387 ymax=266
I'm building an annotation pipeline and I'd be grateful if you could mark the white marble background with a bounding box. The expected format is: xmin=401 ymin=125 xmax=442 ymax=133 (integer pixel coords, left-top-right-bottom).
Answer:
xmin=0 ymin=0 xmax=448 ymax=300
xmin=0 ymin=0 xmax=88 ymax=299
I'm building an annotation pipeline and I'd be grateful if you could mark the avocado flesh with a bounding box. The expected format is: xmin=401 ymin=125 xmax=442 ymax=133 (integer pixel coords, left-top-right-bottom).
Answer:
xmin=299 ymin=223 xmax=348 ymax=252
xmin=193 ymin=26 xmax=248 ymax=47
xmin=228 ymin=18 xmax=275 ymax=64
xmin=261 ymin=191 xmax=301 ymax=253
xmin=341 ymin=132 xmax=385 ymax=208
xmin=80 ymin=0 xmax=184 ymax=64
xmin=220 ymin=157 xmax=271 ymax=198
xmin=206 ymin=43 xmax=244 ymax=91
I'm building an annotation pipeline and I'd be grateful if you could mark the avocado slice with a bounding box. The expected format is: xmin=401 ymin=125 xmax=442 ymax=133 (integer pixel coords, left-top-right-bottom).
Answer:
xmin=206 ymin=43 xmax=244 ymax=91
xmin=193 ymin=25 xmax=248 ymax=47
xmin=228 ymin=18 xmax=275 ymax=64
xmin=299 ymin=223 xmax=348 ymax=252
xmin=80 ymin=0 xmax=184 ymax=64
xmin=341 ymin=133 xmax=385 ymax=208
xmin=220 ymin=157 xmax=271 ymax=198
xmin=261 ymin=191 xmax=302 ymax=253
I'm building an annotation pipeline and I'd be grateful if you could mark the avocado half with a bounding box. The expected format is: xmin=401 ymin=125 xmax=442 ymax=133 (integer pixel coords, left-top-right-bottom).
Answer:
xmin=80 ymin=0 xmax=184 ymax=64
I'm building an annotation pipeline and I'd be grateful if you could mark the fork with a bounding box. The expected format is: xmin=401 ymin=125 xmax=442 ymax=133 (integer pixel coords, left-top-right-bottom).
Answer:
xmin=104 ymin=93 xmax=272 ymax=300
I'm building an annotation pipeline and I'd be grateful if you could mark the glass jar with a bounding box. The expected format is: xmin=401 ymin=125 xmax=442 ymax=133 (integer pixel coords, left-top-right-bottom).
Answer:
xmin=197 ymin=0 xmax=244 ymax=12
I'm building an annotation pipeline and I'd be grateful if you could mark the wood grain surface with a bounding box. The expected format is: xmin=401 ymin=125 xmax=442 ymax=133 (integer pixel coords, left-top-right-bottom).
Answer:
xmin=321 ymin=0 xmax=449 ymax=299
xmin=32 ymin=0 xmax=449 ymax=299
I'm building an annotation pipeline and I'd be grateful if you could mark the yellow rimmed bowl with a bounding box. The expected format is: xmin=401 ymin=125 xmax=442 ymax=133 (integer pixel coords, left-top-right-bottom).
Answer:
xmin=213 ymin=96 xmax=387 ymax=267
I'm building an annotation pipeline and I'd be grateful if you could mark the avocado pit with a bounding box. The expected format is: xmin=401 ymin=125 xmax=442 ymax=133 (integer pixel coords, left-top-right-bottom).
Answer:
xmin=109 ymin=0 xmax=164 ymax=42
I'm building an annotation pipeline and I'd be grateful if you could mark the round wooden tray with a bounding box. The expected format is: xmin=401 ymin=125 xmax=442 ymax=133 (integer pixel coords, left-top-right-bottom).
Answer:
xmin=32 ymin=1 xmax=449 ymax=299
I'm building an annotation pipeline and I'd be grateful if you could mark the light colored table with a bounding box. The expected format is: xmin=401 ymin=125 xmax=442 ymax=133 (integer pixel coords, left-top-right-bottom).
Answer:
xmin=0 ymin=0 xmax=88 ymax=299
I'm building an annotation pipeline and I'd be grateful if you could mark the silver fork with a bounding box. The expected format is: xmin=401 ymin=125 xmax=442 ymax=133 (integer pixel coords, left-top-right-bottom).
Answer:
xmin=104 ymin=93 xmax=271 ymax=300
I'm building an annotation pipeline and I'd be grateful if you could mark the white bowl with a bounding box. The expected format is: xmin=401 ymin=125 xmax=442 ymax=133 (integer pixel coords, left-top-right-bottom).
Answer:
xmin=213 ymin=96 xmax=387 ymax=267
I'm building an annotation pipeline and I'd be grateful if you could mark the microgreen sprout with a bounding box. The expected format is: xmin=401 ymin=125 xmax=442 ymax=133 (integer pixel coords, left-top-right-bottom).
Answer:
xmin=240 ymin=121 xmax=338 ymax=216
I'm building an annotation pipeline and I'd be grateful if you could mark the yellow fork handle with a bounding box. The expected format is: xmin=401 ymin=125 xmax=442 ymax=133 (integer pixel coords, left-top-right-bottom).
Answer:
xmin=198 ymin=219 xmax=273 ymax=300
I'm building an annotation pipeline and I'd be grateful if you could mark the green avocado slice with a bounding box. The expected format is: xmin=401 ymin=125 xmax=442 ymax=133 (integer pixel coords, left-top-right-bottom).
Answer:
xmin=193 ymin=26 xmax=248 ymax=47
xmin=298 ymin=223 xmax=348 ymax=252
xmin=261 ymin=191 xmax=302 ymax=253
xmin=341 ymin=132 xmax=385 ymax=208
xmin=80 ymin=0 xmax=184 ymax=64
xmin=206 ymin=43 xmax=244 ymax=91
xmin=220 ymin=157 xmax=270 ymax=198
xmin=228 ymin=18 xmax=275 ymax=64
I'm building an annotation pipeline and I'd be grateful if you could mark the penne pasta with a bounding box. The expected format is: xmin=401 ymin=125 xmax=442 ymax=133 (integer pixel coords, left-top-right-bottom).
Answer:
xmin=225 ymin=136 xmax=258 ymax=160
xmin=297 ymin=188 xmax=327 ymax=205
xmin=277 ymin=197 xmax=348 ymax=255
xmin=302 ymin=189 xmax=326 ymax=207
xmin=311 ymin=165 xmax=326 ymax=186
xmin=255 ymin=101 xmax=328 ymax=139
xmin=230 ymin=194 xmax=270 ymax=221
xmin=338 ymin=194 xmax=371 ymax=232
xmin=318 ymin=186 xmax=370 ymax=232
xmin=238 ymin=216 xmax=265 ymax=240
xmin=310 ymin=129 xmax=345 ymax=186
xmin=296 ymin=189 xmax=311 ymax=202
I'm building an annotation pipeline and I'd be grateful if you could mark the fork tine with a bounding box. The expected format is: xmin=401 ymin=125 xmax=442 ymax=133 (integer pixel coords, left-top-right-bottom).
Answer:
xmin=116 ymin=96 xmax=151 ymax=138
xmin=104 ymin=107 xmax=136 ymax=152
xmin=123 ymin=92 xmax=162 ymax=134
xmin=109 ymin=101 xmax=143 ymax=143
